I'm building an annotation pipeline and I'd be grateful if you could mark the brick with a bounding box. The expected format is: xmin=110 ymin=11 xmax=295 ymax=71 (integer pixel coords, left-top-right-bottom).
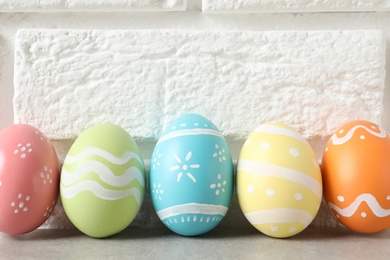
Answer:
xmin=0 ymin=0 xmax=186 ymax=12
xmin=203 ymin=0 xmax=390 ymax=13
xmin=14 ymin=30 xmax=385 ymax=142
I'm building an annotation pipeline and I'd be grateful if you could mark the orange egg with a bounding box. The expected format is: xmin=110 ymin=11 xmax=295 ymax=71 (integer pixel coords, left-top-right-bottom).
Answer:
xmin=321 ymin=120 xmax=390 ymax=233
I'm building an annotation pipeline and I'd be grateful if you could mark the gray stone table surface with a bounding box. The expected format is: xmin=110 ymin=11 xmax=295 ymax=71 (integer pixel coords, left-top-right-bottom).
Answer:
xmin=1 ymin=227 xmax=390 ymax=259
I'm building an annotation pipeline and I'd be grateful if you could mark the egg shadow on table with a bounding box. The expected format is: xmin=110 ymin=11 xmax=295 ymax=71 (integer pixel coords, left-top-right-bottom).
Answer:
xmin=112 ymin=227 xmax=174 ymax=240
xmin=110 ymin=226 xmax=260 ymax=241
xmin=5 ymin=228 xmax=84 ymax=241
xmin=283 ymin=226 xmax=390 ymax=241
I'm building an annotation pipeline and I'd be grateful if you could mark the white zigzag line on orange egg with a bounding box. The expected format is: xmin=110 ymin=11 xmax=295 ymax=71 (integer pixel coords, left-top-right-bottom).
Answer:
xmin=328 ymin=193 xmax=390 ymax=217
xmin=61 ymin=161 xmax=145 ymax=188
xmin=65 ymin=147 xmax=144 ymax=167
xmin=330 ymin=125 xmax=387 ymax=145
xmin=60 ymin=180 xmax=142 ymax=205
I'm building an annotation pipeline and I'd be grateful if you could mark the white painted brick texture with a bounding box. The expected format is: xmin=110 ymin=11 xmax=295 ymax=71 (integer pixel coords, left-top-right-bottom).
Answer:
xmin=14 ymin=29 xmax=386 ymax=143
xmin=203 ymin=0 xmax=390 ymax=13
xmin=0 ymin=0 xmax=186 ymax=11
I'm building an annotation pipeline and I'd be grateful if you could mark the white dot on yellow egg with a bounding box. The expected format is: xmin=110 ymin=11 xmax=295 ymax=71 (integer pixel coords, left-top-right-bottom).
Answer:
xmin=247 ymin=185 xmax=254 ymax=193
xmin=266 ymin=189 xmax=275 ymax=197
xmin=270 ymin=226 xmax=279 ymax=232
xmin=289 ymin=148 xmax=300 ymax=157
xmin=261 ymin=142 xmax=270 ymax=150
xmin=294 ymin=193 xmax=303 ymax=201
xmin=289 ymin=227 xmax=296 ymax=233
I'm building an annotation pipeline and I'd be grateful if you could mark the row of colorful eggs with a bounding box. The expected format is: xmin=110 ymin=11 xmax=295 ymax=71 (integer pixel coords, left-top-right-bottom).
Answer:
xmin=0 ymin=114 xmax=389 ymax=238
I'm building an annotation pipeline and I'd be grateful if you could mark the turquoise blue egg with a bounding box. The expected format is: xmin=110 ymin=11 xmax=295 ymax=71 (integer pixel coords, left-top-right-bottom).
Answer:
xmin=150 ymin=114 xmax=234 ymax=236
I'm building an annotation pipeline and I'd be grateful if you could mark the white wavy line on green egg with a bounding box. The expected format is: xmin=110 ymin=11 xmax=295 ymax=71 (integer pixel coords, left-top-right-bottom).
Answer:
xmin=61 ymin=161 xmax=145 ymax=188
xmin=65 ymin=147 xmax=144 ymax=167
xmin=60 ymin=180 xmax=142 ymax=205
xmin=238 ymin=160 xmax=322 ymax=200
xmin=244 ymin=208 xmax=313 ymax=226
xmin=157 ymin=203 xmax=229 ymax=220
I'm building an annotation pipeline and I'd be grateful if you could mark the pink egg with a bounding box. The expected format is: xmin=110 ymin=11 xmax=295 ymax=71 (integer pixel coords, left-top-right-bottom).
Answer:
xmin=0 ymin=124 xmax=59 ymax=235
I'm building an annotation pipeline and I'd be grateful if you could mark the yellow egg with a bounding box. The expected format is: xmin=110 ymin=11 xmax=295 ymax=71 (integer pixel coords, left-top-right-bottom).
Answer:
xmin=237 ymin=122 xmax=322 ymax=238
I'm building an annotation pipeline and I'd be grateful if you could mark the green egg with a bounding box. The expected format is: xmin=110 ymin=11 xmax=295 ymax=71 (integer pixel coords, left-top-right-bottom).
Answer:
xmin=60 ymin=123 xmax=145 ymax=238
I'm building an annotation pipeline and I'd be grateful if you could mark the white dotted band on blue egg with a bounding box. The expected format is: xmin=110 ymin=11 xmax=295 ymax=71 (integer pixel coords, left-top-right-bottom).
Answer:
xmin=156 ymin=203 xmax=229 ymax=220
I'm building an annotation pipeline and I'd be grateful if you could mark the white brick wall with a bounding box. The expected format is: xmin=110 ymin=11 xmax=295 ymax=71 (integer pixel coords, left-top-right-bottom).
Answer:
xmin=14 ymin=30 xmax=385 ymax=142
xmin=1 ymin=0 xmax=390 ymax=230
xmin=203 ymin=0 xmax=390 ymax=13
xmin=0 ymin=0 xmax=186 ymax=11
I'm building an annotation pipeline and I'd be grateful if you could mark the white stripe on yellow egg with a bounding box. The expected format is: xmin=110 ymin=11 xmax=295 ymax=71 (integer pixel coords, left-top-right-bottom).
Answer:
xmin=245 ymin=208 xmax=313 ymax=226
xmin=238 ymin=171 xmax=321 ymax=214
xmin=238 ymin=160 xmax=322 ymax=200
xmin=254 ymin=123 xmax=309 ymax=146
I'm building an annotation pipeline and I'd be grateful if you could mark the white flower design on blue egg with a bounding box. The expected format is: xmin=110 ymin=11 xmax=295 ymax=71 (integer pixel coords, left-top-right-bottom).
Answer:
xmin=213 ymin=144 xmax=227 ymax=163
xmin=169 ymin=151 xmax=200 ymax=183
xmin=150 ymin=114 xmax=234 ymax=236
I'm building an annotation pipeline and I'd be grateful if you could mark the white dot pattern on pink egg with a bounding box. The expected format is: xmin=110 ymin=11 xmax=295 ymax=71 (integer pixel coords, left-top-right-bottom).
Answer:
xmin=40 ymin=165 xmax=54 ymax=184
xmin=13 ymin=143 xmax=33 ymax=159
xmin=11 ymin=193 xmax=30 ymax=214
xmin=43 ymin=200 xmax=57 ymax=218
xmin=34 ymin=130 xmax=46 ymax=141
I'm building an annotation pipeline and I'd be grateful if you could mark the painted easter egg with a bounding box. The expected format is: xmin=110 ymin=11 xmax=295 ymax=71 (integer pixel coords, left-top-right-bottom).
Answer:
xmin=321 ymin=120 xmax=390 ymax=233
xmin=60 ymin=123 xmax=145 ymax=238
xmin=150 ymin=114 xmax=234 ymax=236
xmin=237 ymin=122 xmax=322 ymax=238
xmin=0 ymin=124 xmax=59 ymax=235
